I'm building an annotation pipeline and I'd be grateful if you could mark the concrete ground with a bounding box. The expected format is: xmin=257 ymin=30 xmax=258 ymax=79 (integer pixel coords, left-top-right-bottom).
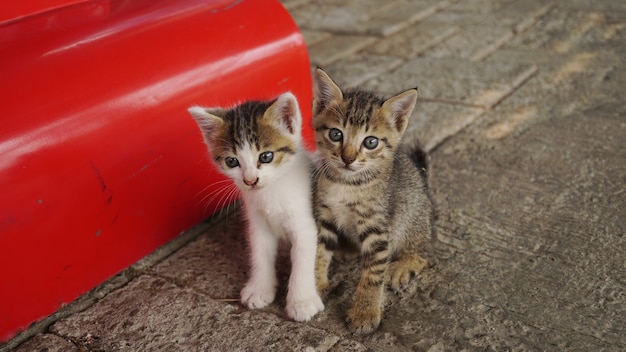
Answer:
xmin=3 ymin=0 xmax=625 ymax=351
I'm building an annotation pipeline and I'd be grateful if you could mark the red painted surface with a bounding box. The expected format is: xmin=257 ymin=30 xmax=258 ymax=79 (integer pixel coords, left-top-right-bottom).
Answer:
xmin=0 ymin=0 xmax=89 ymax=24
xmin=0 ymin=0 xmax=313 ymax=342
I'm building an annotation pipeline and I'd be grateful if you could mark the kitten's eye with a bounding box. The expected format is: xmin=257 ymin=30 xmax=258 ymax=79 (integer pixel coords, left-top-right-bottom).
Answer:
xmin=328 ymin=128 xmax=343 ymax=142
xmin=225 ymin=157 xmax=239 ymax=168
xmin=363 ymin=136 xmax=379 ymax=150
xmin=259 ymin=151 xmax=274 ymax=164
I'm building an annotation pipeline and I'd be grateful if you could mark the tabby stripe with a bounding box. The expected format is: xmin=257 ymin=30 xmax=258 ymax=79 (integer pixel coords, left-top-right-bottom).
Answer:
xmin=315 ymin=124 xmax=330 ymax=132
xmin=348 ymin=204 xmax=377 ymax=218
xmin=318 ymin=219 xmax=340 ymax=251
xmin=230 ymin=112 xmax=241 ymax=147
xmin=363 ymin=239 xmax=388 ymax=258
xmin=358 ymin=226 xmax=384 ymax=242
xmin=365 ymin=257 xmax=390 ymax=269
xmin=250 ymin=111 xmax=260 ymax=150
xmin=363 ymin=277 xmax=384 ymax=287
xmin=276 ymin=146 xmax=295 ymax=154
xmin=368 ymin=267 xmax=387 ymax=275
xmin=318 ymin=235 xmax=337 ymax=251
xmin=320 ymin=220 xmax=340 ymax=236
xmin=323 ymin=171 xmax=376 ymax=186
xmin=355 ymin=209 xmax=377 ymax=218
xmin=364 ymin=103 xmax=375 ymax=131
xmin=381 ymin=137 xmax=393 ymax=150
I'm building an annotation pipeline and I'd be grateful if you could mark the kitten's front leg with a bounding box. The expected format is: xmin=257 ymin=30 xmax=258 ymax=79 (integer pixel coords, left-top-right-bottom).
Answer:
xmin=315 ymin=223 xmax=338 ymax=295
xmin=285 ymin=219 xmax=324 ymax=322
xmin=241 ymin=217 xmax=278 ymax=310
xmin=346 ymin=236 xmax=390 ymax=334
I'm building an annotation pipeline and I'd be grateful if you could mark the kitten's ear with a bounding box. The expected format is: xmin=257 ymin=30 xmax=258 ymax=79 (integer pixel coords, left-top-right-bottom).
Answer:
xmin=381 ymin=88 xmax=418 ymax=134
xmin=188 ymin=106 xmax=225 ymax=144
xmin=266 ymin=92 xmax=302 ymax=136
xmin=313 ymin=68 xmax=343 ymax=115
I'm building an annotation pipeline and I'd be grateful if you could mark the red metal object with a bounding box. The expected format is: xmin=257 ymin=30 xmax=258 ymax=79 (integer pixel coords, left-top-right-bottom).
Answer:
xmin=0 ymin=0 xmax=313 ymax=342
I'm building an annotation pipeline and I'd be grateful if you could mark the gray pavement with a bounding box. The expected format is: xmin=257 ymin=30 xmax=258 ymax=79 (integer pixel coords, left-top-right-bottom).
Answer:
xmin=4 ymin=0 xmax=625 ymax=351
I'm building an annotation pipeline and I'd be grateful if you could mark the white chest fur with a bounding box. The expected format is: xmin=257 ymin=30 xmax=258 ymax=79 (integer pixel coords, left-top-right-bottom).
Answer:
xmin=242 ymin=154 xmax=314 ymax=240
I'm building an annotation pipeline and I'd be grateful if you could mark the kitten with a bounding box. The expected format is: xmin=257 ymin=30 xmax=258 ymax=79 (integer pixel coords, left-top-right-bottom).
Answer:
xmin=188 ymin=92 xmax=324 ymax=322
xmin=311 ymin=68 xmax=433 ymax=334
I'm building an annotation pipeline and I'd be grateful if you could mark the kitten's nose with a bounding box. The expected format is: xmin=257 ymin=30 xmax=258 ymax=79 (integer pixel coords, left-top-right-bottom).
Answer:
xmin=341 ymin=154 xmax=356 ymax=166
xmin=244 ymin=177 xmax=259 ymax=187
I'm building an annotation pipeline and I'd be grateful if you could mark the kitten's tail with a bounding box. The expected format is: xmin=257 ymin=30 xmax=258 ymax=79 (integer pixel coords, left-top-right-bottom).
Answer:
xmin=403 ymin=140 xmax=439 ymax=243
xmin=402 ymin=140 xmax=430 ymax=183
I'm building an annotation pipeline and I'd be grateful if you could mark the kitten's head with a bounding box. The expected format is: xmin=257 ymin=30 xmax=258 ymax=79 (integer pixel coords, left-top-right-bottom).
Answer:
xmin=312 ymin=68 xmax=418 ymax=180
xmin=189 ymin=92 xmax=302 ymax=191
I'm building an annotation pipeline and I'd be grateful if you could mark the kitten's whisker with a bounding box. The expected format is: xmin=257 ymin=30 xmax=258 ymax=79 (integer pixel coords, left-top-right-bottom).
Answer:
xmin=196 ymin=180 xmax=235 ymax=207
xmin=195 ymin=179 xmax=232 ymax=198
xmin=226 ymin=188 xmax=240 ymax=215
xmin=201 ymin=183 xmax=233 ymax=210
xmin=201 ymin=187 xmax=227 ymax=214
xmin=222 ymin=185 xmax=238 ymax=209
xmin=203 ymin=184 xmax=239 ymax=216
xmin=194 ymin=185 xmax=214 ymax=203
xmin=205 ymin=183 xmax=239 ymax=210
xmin=216 ymin=186 xmax=239 ymax=217
xmin=312 ymin=159 xmax=334 ymax=180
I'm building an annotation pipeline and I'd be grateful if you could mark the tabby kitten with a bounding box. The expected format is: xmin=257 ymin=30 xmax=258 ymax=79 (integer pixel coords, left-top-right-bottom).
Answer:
xmin=312 ymin=68 xmax=433 ymax=334
xmin=188 ymin=93 xmax=324 ymax=321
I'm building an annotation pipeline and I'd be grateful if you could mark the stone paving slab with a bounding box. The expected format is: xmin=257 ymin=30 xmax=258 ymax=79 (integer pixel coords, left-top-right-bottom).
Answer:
xmin=421 ymin=25 xmax=626 ymax=349
xmin=13 ymin=334 xmax=79 ymax=352
xmin=480 ymin=49 xmax=621 ymax=126
xmin=428 ymin=101 xmax=626 ymax=351
xmin=279 ymin=0 xmax=308 ymax=11
xmin=289 ymin=0 xmax=433 ymax=35
xmin=49 ymin=275 xmax=350 ymax=352
xmin=496 ymin=0 xmax=554 ymax=33
xmin=445 ymin=0 xmax=517 ymax=14
xmin=503 ymin=5 xmax=626 ymax=53
xmin=424 ymin=1 xmax=553 ymax=61
xmin=363 ymin=12 xmax=463 ymax=59
xmin=361 ymin=57 xmax=537 ymax=109
xmin=287 ymin=0 xmax=385 ymax=33
xmin=424 ymin=20 xmax=518 ymax=61
xmin=153 ymin=214 xmax=249 ymax=300
xmin=307 ymin=34 xmax=378 ymax=67
xmin=320 ymin=54 xmax=404 ymax=89
xmin=557 ymin=0 xmax=626 ymax=12
xmin=404 ymin=102 xmax=484 ymax=152
xmin=349 ymin=0 xmax=452 ymax=37
xmin=300 ymin=30 xmax=332 ymax=48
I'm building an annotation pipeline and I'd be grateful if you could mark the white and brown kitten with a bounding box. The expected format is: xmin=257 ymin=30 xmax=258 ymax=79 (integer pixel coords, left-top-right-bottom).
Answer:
xmin=312 ymin=69 xmax=433 ymax=334
xmin=188 ymin=93 xmax=324 ymax=321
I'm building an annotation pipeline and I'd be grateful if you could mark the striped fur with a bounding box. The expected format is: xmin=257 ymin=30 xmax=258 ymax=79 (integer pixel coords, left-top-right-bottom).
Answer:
xmin=312 ymin=69 xmax=433 ymax=334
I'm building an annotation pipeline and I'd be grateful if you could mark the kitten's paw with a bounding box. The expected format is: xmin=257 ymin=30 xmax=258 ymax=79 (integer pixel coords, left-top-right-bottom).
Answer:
xmin=286 ymin=293 xmax=325 ymax=322
xmin=241 ymin=282 xmax=276 ymax=309
xmin=387 ymin=254 xmax=428 ymax=293
xmin=346 ymin=305 xmax=381 ymax=335
xmin=316 ymin=278 xmax=329 ymax=296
